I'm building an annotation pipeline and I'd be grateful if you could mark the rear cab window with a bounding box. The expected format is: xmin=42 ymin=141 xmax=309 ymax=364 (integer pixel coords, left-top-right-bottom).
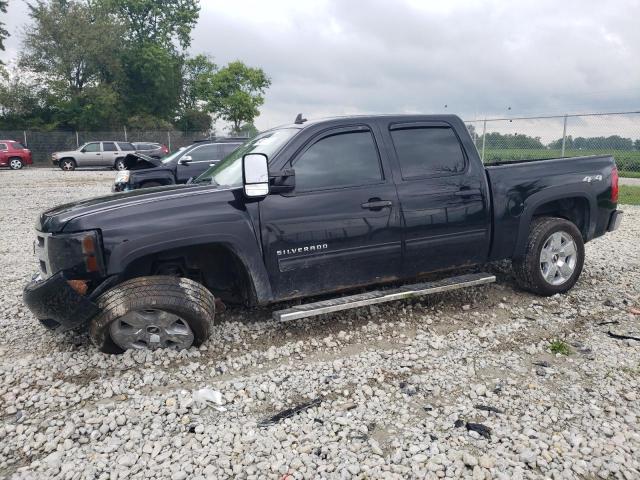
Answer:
xmin=389 ymin=126 xmax=466 ymax=179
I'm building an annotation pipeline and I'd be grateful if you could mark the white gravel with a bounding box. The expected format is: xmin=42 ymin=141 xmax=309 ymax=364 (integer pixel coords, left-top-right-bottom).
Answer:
xmin=1 ymin=168 xmax=639 ymax=479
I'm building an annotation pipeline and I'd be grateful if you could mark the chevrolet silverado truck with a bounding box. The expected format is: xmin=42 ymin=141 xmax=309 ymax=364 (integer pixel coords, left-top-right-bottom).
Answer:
xmin=23 ymin=114 xmax=623 ymax=353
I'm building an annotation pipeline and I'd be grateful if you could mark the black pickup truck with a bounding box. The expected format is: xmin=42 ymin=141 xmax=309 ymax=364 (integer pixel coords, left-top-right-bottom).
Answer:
xmin=23 ymin=114 xmax=622 ymax=353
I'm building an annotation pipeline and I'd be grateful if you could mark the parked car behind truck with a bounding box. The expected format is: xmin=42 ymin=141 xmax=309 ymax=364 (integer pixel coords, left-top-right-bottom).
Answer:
xmin=113 ymin=139 xmax=243 ymax=191
xmin=24 ymin=114 xmax=622 ymax=353
xmin=52 ymin=141 xmax=136 ymax=170
xmin=0 ymin=140 xmax=33 ymax=169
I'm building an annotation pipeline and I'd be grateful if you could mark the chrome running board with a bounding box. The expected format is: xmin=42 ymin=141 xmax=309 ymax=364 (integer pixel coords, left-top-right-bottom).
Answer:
xmin=273 ymin=272 xmax=495 ymax=322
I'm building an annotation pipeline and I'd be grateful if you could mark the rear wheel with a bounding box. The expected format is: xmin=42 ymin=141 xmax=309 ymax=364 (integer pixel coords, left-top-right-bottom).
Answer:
xmin=9 ymin=158 xmax=23 ymax=170
xmin=114 ymin=158 xmax=127 ymax=170
xmin=60 ymin=158 xmax=76 ymax=171
xmin=89 ymin=276 xmax=215 ymax=353
xmin=513 ymin=217 xmax=584 ymax=296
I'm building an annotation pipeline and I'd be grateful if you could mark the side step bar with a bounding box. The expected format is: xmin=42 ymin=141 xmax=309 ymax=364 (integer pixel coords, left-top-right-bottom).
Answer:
xmin=273 ymin=272 xmax=495 ymax=322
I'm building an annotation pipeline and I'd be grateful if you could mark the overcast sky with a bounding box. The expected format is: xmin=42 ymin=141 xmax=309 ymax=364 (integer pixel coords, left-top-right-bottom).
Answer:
xmin=3 ymin=0 xmax=640 ymax=134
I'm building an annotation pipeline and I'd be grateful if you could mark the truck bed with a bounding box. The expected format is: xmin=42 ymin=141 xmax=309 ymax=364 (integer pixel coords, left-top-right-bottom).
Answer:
xmin=485 ymin=154 xmax=617 ymax=261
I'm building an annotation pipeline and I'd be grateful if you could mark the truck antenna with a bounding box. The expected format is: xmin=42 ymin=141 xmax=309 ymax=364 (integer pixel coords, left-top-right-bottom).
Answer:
xmin=294 ymin=113 xmax=307 ymax=124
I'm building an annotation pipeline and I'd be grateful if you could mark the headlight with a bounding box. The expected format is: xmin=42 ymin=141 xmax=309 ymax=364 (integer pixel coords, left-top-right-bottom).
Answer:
xmin=52 ymin=153 xmax=58 ymax=159
xmin=115 ymin=170 xmax=130 ymax=183
xmin=44 ymin=230 xmax=105 ymax=278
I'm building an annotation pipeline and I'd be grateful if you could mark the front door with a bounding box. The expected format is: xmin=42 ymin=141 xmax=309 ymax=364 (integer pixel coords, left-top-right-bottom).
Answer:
xmin=176 ymin=144 xmax=223 ymax=182
xmin=259 ymin=125 xmax=403 ymax=300
xmin=382 ymin=121 xmax=491 ymax=276
xmin=79 ymin=142 xmax=102 ymax=167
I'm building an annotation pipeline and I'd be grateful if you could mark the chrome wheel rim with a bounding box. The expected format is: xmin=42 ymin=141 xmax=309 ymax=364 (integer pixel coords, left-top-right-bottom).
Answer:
xmin=115 ymin=161 xmax=126 ymax=170
xmin=109 ymin=309 xmax=194 ymax=350
xmin=539 ymin=231 xmax=577 ymax=286
xmin=61 ymin=161 xmax=74 ymax=171
xmin=10 ymin=159 xmax=22 ymax=169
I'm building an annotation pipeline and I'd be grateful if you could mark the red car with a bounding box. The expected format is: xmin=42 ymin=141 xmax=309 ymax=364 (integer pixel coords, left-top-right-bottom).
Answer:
xmin=0 ymin=140 xmax=33 ymax=170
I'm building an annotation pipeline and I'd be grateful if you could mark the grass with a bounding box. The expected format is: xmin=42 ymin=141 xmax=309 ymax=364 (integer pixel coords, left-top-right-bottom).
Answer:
xmin=480 ymin=148 xmax=640 ymax=174
xmin=619 ymin=185 xmax=640 ymax=205
xmin=549 ymin=340 xmax=572 ymax=355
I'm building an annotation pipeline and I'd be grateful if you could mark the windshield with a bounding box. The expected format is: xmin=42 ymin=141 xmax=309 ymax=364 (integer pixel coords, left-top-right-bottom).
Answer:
xmin=196 ymin=128 xmax=299 ymax=187
xmin=160 ymin=149 xmax=184 ymax=164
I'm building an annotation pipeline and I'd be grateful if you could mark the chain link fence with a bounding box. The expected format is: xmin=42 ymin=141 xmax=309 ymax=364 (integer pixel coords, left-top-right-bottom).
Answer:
xmin=3 ymin=112 xmax=640 ymax=174
xmin=465 ymin=111 xmax=640 ymax=175
xmin=0 ymin=130 xmax=245 ymax=165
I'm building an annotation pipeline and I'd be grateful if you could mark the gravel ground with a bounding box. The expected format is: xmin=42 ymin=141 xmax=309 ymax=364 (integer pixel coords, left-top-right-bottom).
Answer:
xmin=1 ymin=168 xmax=639 ymax=480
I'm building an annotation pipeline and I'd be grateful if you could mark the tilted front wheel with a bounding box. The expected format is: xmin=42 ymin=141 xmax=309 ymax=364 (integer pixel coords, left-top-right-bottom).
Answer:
xmin=513 ymin=217 xmax=585 ymax=296
xmin=60 ymin=159 xmax=76 ymax=171
xmin=89 ymin=276 xmax=215 ymax=353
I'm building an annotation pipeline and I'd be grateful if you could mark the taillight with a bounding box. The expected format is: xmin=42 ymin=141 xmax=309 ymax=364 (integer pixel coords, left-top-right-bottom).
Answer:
xmin=162 ymin=145 xmax=169 ymax=153
xmin=611 ymin=167 xmax=619 ymax=203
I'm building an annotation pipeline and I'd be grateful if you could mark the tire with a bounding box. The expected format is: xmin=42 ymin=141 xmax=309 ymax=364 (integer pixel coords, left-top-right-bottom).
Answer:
xmin=89 ymin=276 xmax=215 ymax=354
xmin=114 ymin=158 xmax=127 ymax=170
xmin=513 ymin=216 xmax=585 ymax=296
xmin=59 ymin=158 xmax=76 ymax=171
xmin=9 ymin=158 xmax=23 ymax=170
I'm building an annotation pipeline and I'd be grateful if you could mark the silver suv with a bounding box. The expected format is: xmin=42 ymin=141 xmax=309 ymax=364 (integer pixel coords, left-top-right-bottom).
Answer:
xmin=52 ymin=141 xmax=137 ymax=171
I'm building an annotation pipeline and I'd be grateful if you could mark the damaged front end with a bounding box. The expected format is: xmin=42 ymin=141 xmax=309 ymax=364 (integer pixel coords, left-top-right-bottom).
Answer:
xmin=23 ymin=228 xmax=111 ymax=332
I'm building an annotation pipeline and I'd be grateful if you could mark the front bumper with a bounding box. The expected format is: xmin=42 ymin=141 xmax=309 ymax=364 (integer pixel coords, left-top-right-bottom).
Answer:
xmin=607 ymin=210 xmax=623 ymax=232
xmin=23 ymin=272 xmax=101 ymax=332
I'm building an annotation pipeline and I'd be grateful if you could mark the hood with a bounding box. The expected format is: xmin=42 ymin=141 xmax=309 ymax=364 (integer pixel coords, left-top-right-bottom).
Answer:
xmin=123 ymin=152 xmax=164 ymax=170
xmin=37 ymin=183 xmax=230 ymax=233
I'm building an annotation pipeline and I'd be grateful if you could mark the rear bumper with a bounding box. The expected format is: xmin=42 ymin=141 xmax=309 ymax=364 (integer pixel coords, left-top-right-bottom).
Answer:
xmin=23 ymin=272 xmax=101 ymax=332
xmin=607 ymin=210 xmax=623 ymax=232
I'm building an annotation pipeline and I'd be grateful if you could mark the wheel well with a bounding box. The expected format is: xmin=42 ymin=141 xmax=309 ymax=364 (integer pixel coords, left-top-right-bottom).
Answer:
xmin=121 ymin=244 xmax=256 ymax=305
xmin=531 ymin=197 xmax=589 ymax=238
xmin=60 ymin=157 xmax=76 ymax=162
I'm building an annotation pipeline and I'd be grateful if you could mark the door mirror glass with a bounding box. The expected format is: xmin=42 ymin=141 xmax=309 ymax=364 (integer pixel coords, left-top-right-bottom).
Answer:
xmin=243 ymin=153 xmax=269 ymax=198
xmin=179 ymin=155 xmax=193 ymax=165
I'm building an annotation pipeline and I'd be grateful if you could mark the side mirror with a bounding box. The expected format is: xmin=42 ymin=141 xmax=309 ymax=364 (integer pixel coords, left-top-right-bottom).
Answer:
xmin=179 ymin=155 xmax=193 ymax=165
xmin=243 ymin=153 xmax=269 ymax=198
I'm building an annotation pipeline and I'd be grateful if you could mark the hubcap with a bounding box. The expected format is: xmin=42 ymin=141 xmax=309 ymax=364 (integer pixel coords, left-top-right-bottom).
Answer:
xmin=539 ymin=231 xmax=577 ymax=286
xmin=109 ymin=309 xmax=194 ymax=350
xmin=10 ymin=159 xmax=21 ymax=169
xmin=116 ymin=161 xmax=126 ymax=170
xmin=62 ymin=161 xmax=74 ymax=170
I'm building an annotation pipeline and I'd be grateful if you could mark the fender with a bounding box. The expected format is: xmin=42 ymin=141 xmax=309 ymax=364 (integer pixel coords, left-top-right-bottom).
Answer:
xmin=106 ymin=230 xmax=274 ymax=305
xmin=514 ymin=185 xmax=596 ymax=257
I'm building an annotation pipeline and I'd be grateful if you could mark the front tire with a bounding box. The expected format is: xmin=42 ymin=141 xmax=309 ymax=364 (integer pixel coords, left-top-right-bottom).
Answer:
xmin=9 ymin=158 xmax=23 ymax=170
xmin=60 ymin=158 xmax=76 ymax=171
xmin=89 ymin=276 xmax=215 ymax=353
xmin=513 ymin=217 xmax=584 ymax=296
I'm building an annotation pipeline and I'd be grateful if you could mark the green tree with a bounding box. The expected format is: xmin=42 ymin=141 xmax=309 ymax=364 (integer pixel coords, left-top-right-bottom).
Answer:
xmin=104 ymin=0 xmax=199 ymax=51
xmin=18 ymin=0 xmax=124 ymax=128
xmin=180 ymin=54 xmax=217 ymax=111
xmin=205 ymin=61 xmax=271 ymax=133
xmin=174 ymin=109 xmax=211 ymax=132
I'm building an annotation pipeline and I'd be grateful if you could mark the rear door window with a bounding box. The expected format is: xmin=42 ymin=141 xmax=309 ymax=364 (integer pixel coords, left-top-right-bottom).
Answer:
xmin=390 ymin=126 xmax=466 ymax=179
xmin=103 ymin=142 xmax=117 ymax=152
xmin=117 ymin=142 xmax=135 ymax=151
xmin=220 ymin=143 xmax=240 ymax=158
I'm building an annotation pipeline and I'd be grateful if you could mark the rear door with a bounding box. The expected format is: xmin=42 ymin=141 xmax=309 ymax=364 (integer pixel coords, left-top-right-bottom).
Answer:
xmin=176 ymin=144 xmax=222 ymax=182
xmin=259 ymin=124 xmax=403 ymax=299
xmin=102 ymin=142 xmax=119 ymax=167
xmin=382 ymin=121 xmax=491 ymax=276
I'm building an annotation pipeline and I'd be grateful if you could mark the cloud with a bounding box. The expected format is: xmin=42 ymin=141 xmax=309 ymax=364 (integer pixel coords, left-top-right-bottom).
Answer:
xmin=3 ymin=0 xmax=639 ymax=132
xmin=191 ymin=0 xmax=640 ymax=129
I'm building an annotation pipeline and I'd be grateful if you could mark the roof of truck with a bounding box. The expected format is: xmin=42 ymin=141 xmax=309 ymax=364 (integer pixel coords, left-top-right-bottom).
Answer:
xmin=271 ymin=113 xmax=464 ymax=131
